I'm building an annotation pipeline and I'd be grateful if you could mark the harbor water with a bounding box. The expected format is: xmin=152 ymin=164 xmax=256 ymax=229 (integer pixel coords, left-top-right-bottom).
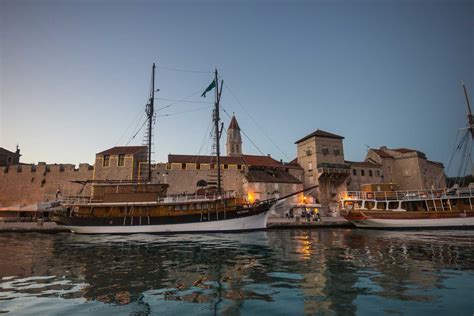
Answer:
xmin=0 ymin=229 xmax=473 ymax=315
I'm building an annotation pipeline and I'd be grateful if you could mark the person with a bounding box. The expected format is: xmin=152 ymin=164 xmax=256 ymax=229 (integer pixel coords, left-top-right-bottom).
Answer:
xmin=305 ymin=208 xmax=311 ymax=223
xmin=314 ymin=208 xmax=321 ymax=222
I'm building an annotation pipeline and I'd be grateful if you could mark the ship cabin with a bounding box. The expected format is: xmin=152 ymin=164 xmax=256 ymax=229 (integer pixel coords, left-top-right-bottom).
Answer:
xmin=340 ymin=187 xmax=474 ymax=213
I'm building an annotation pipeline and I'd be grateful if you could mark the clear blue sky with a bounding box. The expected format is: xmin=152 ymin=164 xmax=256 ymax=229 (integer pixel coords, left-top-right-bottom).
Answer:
xmin=1 ymin=0 xmax=473 ymax=175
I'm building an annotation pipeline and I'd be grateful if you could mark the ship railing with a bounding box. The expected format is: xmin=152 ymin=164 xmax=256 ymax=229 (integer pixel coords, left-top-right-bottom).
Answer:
xmin=340 ymin=188 xmax=474 ymax=202
xmin=159 ymin=191 xmax=237 ymax=203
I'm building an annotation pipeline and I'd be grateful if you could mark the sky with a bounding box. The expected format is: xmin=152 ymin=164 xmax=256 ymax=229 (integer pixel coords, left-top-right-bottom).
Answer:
xmin=1 ymin=0 xmax=473 ymax=175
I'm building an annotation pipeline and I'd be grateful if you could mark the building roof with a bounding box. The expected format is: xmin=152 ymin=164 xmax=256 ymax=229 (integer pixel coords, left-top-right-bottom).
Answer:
xmin=97 ymin=146 xmax=147 ymax=155
xmin=295 ymin=129 xmax=344 ymax=144
xmin=391 ymin=148 xmax=426 ymax=158
xmin=241 ymin=155 xmax=282 ymax=167
xmin=0 ymin=147 xmax=19 ymax=155
xmin=427 ymin=160 xmax=444 ymax=168
xmin=168 ymin=154 xmax=284 ymax=168
xmin=371 ymin=149 xmax=394 ymax=158
xmin=228 ymin=115 xmax=240 ymax=130
xmin=345 ymin=160 xmax=382 ymax=168
xmin=245 ymin=169 xmax=302 ymax=184
xmin=168 ymin=154 xmax=243 ymax=165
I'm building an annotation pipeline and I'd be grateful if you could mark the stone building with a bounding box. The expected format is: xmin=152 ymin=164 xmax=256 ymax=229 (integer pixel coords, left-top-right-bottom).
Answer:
xmin=226 ymin=114 xmax=242 ymax=157
xmin=295 ymin=129 xmax=350 ymax=214
xmin=153 ymin=115 xmax=303 ymax=201
xmin=365 ymin=146 xmax=446 ymax=190
xmin=0 ymin=146 xmax=21 ymax=166
xmin=93 ymin=146 xmax=147 ymax=181
xmin=345 ymin=160 xmax=384 ymax=191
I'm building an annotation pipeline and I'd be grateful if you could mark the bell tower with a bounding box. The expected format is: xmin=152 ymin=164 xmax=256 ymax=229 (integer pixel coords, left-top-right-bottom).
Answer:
xmin=226 ymin=114 xmax=242 ymax=157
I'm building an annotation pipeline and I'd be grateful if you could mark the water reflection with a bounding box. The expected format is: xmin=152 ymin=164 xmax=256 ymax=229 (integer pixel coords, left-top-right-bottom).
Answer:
xmin=0 ymin=229 xmax=473 ymax=315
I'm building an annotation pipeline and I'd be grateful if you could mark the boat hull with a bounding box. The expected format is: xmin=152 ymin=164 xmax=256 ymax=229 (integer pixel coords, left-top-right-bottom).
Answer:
xmin=345 ymin=210 xmax=474 ymax=229
xmin=58 ymin=210 xmax=270 ymax=234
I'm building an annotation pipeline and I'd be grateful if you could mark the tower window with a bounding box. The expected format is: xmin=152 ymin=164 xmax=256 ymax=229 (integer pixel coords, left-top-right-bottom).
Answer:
xmin=118 ymin=154 xmax=125 ymax=167
xmin=353 ymin=169 xmax=357 ymax=176
xmin=103 ymin=155 xmax=110 ymax=167
xmin=361 ymin=169 xmax=365 ymax=176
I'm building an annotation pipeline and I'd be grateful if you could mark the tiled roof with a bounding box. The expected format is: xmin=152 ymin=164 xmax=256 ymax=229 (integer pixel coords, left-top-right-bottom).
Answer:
xmin=168 ymin=155 xmax=243 ymax=165
xmin=371 ymin=149 xmax=394 ymax=158
xmin=427 ymin=160 xmax=444 ymax=167
xmin=228 ymin=115 xmax=240 ymax=130
xmin=245 ymin=169 xmax=302 ymax=184
xmin=242 ymin=155 xmax=282 ymax=167
xmin=392 ymin=148 xmax=426 ymax=158
xmin=168 ymin=154 xmax=284 ymax=168
xmin=345 ymin=160 xmax=382 ymax=168
xmin=97 ymin=146 xmax=147 ymax=155
xmin=295 ymin=129 xmax=344 ymax=144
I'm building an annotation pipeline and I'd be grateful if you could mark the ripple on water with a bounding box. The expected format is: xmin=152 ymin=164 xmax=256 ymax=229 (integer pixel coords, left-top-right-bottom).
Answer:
xmin=0 ymin=230 xmax=473 ymax=315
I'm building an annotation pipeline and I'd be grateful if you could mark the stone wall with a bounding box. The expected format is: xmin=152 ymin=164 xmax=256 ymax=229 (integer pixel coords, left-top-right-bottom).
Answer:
xmin=0 ymin=163 xmax=93 ymax=207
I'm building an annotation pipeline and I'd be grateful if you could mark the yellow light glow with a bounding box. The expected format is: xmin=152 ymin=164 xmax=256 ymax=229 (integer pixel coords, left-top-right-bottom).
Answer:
xmin=247 ymin=192 xmax=255 ymax=203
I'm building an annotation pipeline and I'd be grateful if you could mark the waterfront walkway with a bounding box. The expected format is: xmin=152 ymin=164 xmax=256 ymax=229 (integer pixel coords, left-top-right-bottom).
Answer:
xmin=0 ymin=217 xmax=352 ymax=233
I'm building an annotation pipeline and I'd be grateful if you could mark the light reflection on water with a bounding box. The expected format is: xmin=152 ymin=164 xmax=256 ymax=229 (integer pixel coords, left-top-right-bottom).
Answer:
xmin=0 ymin=229 xmax=473 ymax=315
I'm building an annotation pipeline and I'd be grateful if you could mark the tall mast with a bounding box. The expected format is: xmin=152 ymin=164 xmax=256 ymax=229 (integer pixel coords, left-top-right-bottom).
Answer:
xmin=462 ymin=81 xmax=474 ymax=138
xmin=213 ymin=69 xmax=222 ymax=195
xmin=147 ymin=63 xmax=156 ymax=182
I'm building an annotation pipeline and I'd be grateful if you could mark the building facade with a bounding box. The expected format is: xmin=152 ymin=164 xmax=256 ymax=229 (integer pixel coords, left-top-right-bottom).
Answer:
xmin=93 ymin=146 xmax=147 ymax=181
xmin=345 ymin=160 xmax=384 ymax=191
xmin=0 ymin=146 xmax=21 ymax=166
xmin=295 ymin=129 xmax=350 ymax=214
xmin=365 ymin=146 xmax=446 ymax=190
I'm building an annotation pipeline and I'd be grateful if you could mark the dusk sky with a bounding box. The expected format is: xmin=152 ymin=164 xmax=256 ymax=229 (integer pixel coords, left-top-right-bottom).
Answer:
xmin=1 ymin=0 xmax=473 ymax=176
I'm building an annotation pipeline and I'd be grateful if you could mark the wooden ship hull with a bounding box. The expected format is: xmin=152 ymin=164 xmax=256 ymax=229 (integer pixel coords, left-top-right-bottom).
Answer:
xmin=55 ymin=200 xmax=273 ymax=234
xmin=345 ymin=209 xmax=474 ymax=229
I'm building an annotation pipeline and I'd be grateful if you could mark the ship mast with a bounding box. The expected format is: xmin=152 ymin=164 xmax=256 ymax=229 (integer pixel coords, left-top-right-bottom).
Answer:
xmin=146 ymin=63 xmax=156 ymax=182
xmin=213 ymin=69 xmax=224 ymax=195
xmin=462 ymin=81 xmax=474 ymax=138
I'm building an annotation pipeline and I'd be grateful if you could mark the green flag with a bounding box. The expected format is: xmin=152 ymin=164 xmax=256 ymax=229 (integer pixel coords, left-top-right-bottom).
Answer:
xmin=201 ymin=80 xmax=216 ymax=97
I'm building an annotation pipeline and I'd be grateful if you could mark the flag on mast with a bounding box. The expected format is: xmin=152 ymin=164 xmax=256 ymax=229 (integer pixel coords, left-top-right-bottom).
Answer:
xmin=201 ymin=80 xmax=216 ymax=97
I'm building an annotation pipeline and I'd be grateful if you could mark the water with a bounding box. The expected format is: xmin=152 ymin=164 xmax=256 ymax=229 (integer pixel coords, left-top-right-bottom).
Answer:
xmin=0 ymin=229 xmax=473 ymax=315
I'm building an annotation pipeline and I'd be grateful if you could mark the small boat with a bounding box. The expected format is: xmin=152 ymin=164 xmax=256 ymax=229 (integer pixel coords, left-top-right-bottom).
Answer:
xmin=54 ymin=64 xmax=314 ymax=234
xmin=340 ymin=188 xmax=474 ymax=228
xmin=341 ymin=81 xmax=474 ymax=229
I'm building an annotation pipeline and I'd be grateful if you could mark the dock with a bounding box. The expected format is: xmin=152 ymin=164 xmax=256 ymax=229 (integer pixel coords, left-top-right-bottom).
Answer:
xmin=0 ymin=222 xmax=69 ymax=233
xmin=267 ymin=216 xmax=353 ymax=229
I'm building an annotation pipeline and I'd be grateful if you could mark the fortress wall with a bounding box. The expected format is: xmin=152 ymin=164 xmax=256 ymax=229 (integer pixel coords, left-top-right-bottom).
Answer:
xmin=0 ymin=163 xmax=94 ymax=207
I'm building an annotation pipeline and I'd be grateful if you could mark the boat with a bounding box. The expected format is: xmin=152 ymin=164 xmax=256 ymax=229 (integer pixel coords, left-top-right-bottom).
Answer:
xmin=340 ymin=188 xmax=474 ymax=228
xmin=340 ymin=82 xmax=474 ymax=229
xmin=54 ymin=64 xmax=313 ymax=234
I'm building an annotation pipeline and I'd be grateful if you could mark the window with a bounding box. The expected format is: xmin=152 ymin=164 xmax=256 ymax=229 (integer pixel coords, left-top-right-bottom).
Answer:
xmin=308 ymin=162 xmax=313 ymax=171
xmin=7 ymin=156 xmax=12 ymax=164
xmin=361 ymin=169 xmax=365 ymax=176
xmin=103 ymin=155 xmax=110 ymax=167
xmin=181 ymin=163 xmax=186 ymax=170
xmin=388 ymin=166 xmax=392 ymax=175
xmin=224 ymin=164 xmax=228 ymax=169
xmin=322 ymin=147 xmax=328 ymax=155
xmin=353 ymin=169 xmax=357 ymax=176
xmin=237 ymin=165 xmax=242 ymax=170
xmin=377 ymin=170 xmax=380 ymax=177
xmin=369 ymin=170 xmax=373 ymax=177
xmin=236 ymin=144 xmax=240 ymax=152
xmin=334 ymin=148 xmax=340 ymax=155
xmin=196 ymin=163 xmax=201 ymax=170
xmin=118 ymin=154 xmax=125 ymax=167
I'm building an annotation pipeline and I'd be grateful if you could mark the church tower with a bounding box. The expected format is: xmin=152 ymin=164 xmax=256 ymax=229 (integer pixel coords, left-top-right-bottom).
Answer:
xmin=226 ymin=114 xmax=242 ymax=157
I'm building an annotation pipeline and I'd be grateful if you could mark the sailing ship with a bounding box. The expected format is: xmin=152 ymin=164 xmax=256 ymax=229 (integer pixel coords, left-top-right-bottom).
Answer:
xmin=340 ymin=82 xmax=474 ymax=229
xmin=55 ymin=64 xmax=310 ymax=234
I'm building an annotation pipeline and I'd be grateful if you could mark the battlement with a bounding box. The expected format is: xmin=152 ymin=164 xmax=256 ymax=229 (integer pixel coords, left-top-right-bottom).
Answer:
xmin=0 ymin=162 xmax=94 ymax=207
xmin=1 ymin=163 xmax=94 ymax=174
